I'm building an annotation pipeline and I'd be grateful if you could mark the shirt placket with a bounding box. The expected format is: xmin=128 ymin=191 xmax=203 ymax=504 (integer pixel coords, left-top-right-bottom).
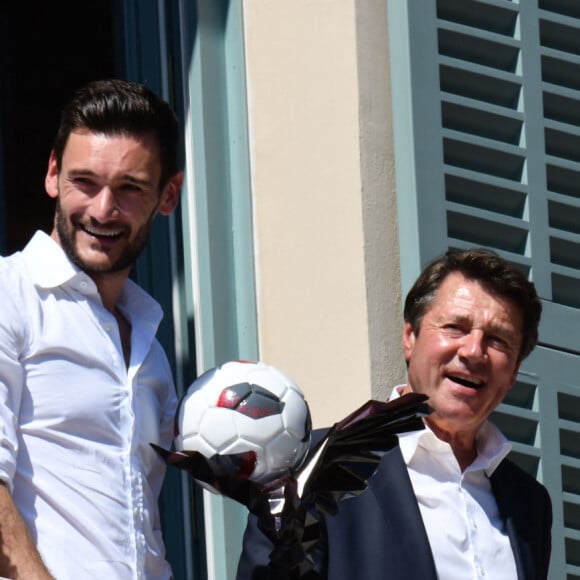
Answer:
xmin=459 ymin=474 xmax=486 ymax=579
xmin=92 ymin=291 xmax=142 ymax=578
xmin=129 ymin=372 xmax=146 ymax=577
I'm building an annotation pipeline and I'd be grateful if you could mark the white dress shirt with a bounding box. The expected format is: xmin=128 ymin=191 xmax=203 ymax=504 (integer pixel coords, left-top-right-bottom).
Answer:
xmin=391 ymin=387 xmax=519 ymax=579
xmin=0 ymin=231 xmax=177 ymax=579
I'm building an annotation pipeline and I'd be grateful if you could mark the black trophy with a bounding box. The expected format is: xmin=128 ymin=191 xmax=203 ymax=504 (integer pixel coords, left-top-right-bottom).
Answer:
xmin=152 ymin=391 xmax=429 ymax=579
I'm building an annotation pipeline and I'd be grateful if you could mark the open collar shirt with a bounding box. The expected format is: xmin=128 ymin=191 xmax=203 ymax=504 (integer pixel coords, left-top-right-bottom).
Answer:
xmin=391 ymin=386 xmax=518 ymax=580
xmin=0 ymin=231 xmax=177 ymax=579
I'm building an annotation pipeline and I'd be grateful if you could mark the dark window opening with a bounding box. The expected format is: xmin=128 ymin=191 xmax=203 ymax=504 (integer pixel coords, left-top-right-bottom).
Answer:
xmin=0 ymin=1 xmax=121 ymax=254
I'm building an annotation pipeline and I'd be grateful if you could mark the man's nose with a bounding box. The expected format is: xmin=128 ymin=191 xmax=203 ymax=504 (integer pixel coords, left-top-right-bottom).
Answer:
xmin=92 ymin=187 xmax=118 ymax=218
xmin=458 ymin=330 xmax=486 ymax=360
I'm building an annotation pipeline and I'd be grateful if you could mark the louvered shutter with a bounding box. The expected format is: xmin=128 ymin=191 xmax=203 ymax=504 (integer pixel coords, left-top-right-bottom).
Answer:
xmin=394 ymin=1 xmax=580 ymax=576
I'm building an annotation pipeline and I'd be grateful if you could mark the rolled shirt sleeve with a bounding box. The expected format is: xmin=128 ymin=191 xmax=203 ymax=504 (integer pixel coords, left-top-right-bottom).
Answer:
xmin=0 ymin=269 xmax=27 ymax=490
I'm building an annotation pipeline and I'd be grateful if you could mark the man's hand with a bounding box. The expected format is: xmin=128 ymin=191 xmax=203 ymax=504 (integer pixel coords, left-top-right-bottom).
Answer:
xmin=0 ymin=481 xmax=54 ymax=579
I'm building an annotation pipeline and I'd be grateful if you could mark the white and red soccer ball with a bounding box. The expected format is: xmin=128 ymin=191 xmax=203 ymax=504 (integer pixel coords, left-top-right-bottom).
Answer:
xmin=174 ymin=360 xmax=312 ymax=484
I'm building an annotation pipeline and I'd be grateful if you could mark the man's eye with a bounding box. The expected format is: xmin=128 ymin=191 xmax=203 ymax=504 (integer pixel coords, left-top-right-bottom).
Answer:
xmin=72 ymin=177 xmax=94 ymax=186
xmin=119 ymin=184 xmax=144 ymax=194
xmin=489 ymin=335 xmax=511 ymax=350
xmin=443 ymin=324 xmax=464 ymax=335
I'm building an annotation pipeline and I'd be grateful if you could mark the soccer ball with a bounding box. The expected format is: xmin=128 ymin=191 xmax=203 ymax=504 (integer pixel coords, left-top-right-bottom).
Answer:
xmin=175 ymin=360 xmax=312 ymax=484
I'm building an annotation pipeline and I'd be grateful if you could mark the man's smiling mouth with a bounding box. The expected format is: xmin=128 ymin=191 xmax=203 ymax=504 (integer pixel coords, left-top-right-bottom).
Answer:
xmin=447 ymin=374 xmax=484 ymax=388
xmin=82 ymin=224 xmax=124 ymax=239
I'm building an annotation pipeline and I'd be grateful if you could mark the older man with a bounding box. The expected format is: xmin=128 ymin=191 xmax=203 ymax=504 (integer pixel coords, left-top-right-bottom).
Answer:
xmin=237 ymin=248 xmax=552 ymax=580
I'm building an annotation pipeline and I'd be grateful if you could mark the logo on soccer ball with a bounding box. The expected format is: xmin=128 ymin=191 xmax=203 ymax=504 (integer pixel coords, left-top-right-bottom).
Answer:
xmin=216 ymin=383 xmax=284 ymax=419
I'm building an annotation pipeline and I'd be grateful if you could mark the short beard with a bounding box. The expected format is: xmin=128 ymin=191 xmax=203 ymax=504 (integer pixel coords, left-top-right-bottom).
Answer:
xmin=55 ymin=198 xmax=157 ymax=274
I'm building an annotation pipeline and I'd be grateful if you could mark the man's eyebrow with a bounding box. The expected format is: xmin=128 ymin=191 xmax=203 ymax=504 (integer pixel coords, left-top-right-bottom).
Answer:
xmin=438 ymin=313 xmax=471 ymax=324
xmin=66 ymin=169 xmax=154 ymax=188
xmin=66 ymin=169 xmax=96 ymax=178
xmin=443 ymin=313 xmax=516 ymax=333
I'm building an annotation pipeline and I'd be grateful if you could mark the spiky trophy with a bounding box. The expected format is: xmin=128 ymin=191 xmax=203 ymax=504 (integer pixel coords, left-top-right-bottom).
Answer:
xmin=153 ymin=392 xmax=430 ymax=578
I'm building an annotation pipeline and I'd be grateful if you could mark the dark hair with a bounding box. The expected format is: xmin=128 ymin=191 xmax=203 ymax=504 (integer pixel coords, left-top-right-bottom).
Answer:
xmin=403 ymin=248 xmax=542 ymax=362
xmin=52 ymin=79 xmax=180 ymax=189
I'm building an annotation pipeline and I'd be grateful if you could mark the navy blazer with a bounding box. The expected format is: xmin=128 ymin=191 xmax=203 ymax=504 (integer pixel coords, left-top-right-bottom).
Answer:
xmin=236 ymin=438 xmax=552 ymax=579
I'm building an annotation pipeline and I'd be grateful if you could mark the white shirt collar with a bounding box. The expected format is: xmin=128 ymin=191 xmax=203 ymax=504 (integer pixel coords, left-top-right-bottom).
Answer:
xmin=390 ymin=385 xmax=511 ymax=476
xmin=20 ymin=230 xmax=163 ymax=328
xmin=22 ymin=230 xmax=81 ymax=288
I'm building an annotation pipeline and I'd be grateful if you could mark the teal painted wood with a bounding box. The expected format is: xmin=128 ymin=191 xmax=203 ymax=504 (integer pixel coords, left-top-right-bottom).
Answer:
xmin=179 ymin=1 xmax=257 ymax=578
xmin=185 ymin=0 xmax=259 ymax=368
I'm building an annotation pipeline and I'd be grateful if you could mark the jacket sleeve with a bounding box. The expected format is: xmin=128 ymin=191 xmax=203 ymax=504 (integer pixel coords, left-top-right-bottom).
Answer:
xmin=235 ymin=512 xmax=275 ymax=580
xmin=236 ymin=428 xmax=331 ymax=579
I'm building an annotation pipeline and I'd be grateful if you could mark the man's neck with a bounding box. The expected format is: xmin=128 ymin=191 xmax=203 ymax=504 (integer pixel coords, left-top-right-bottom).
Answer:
xmin=399 ymin=384 xmax=479 ymax=471
xmin=424 ymin=417 xmax=478 ymax=471
xmin=89 ymin=270 xmax=130 ymax=313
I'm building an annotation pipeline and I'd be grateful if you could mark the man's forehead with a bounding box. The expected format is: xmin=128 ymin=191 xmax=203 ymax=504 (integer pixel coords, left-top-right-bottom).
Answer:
xmin=430 ymin=273 xmax=523 ymax=320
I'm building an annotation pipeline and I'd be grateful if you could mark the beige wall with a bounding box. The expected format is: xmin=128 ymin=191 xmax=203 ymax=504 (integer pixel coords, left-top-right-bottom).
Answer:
xmin=242 ymin=0 xmax=406 ymax=427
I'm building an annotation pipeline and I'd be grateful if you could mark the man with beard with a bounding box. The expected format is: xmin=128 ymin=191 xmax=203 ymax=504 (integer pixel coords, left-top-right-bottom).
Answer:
xmin=0 ymin=79 xmax=183 ymax=579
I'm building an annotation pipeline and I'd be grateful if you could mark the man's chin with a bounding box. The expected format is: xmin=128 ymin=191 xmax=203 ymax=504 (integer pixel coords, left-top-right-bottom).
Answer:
xmin=60 ymin=229 xmax=145 ymax=275
xmin=70 ymin=250 xmax=128 ymax=275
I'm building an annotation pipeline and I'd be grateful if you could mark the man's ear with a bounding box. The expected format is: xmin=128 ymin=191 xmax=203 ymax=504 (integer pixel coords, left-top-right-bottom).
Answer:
xmin=402 ymin=321 xmax=416 ymax=364
xmin=45 ymin=151 xmax=59 ymax=199
xmin=158 ymin=172 xmax=183 ymax=216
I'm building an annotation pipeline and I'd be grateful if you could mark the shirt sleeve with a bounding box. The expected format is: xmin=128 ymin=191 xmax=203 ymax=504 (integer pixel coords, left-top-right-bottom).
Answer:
xmin=159 ymin=359 xmax=178 ymax=451
xmin=0 ymin=271 xmax=27 ymax=490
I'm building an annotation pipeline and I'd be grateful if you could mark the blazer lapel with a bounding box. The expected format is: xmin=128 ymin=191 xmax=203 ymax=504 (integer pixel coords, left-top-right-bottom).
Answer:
xmin=491 ymin=462 xmax=534 ymax=580
xmin=368 ymin=445 xmax=438 ymax=579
